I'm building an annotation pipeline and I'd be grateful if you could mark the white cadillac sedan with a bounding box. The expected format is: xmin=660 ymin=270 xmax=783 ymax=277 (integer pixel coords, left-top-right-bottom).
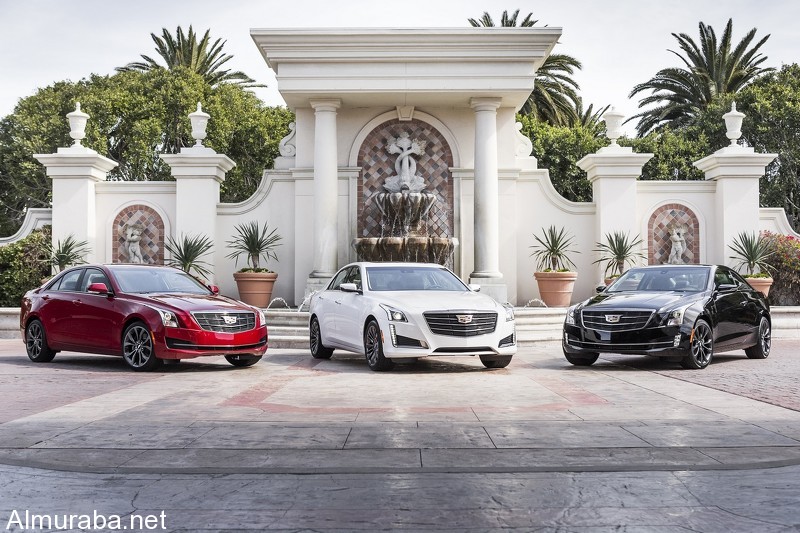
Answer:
xmin=308 ymin=262 xmax=516 ymax=371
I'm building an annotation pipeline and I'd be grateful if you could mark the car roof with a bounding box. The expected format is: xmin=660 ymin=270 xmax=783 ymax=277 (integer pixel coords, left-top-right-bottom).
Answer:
xmin=349 ymin=262 xmax=448 ymax=268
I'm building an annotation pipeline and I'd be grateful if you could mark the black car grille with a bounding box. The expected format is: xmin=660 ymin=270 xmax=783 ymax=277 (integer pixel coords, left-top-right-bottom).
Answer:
xmin=424 ymin=312 xmax=497 ymax=337
xmin=192 ymin=311 xmax=256 ymax=333
xmin=580 ymin=310 xmax=654 ymax=332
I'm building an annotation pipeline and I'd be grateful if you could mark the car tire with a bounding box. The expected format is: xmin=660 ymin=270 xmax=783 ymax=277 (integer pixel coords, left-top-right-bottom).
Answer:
xmin=225 ymin=354 xmax=262 ymax=367
xmin=681 ymin=319 xmax=713 ymax=369
xmin=363 ymin=319 xmax=394 ymax=371
xmin=745 ymin=316 xmax=771 ymax=359
xmin=310 ymin=316 xmax=333 ymax=359
xmin=564 ymin=351 xmax=599 ymax=366
xmin=480 ymin=355 xmax=512 ymax=369
xmin=122 ymin=322 xmax=162 ymax=372
xmin=25 ymin=319 xmax=56 ymax=363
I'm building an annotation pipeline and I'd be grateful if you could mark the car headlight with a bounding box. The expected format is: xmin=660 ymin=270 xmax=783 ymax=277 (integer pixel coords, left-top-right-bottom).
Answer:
xmin=257 ymin=308 xmax=267 ymax=326
xmin=565 ymin=305 xmax=578 ymax=325
xmin=380 ymin=304 xmax=407 ymax=322
xmin=503 ymin=303 xmax=514 ymax=322
xmin=156 ymin=308 xmax=179 ymax=328
xmin=665 ymin=305 xmax=690 ymax=327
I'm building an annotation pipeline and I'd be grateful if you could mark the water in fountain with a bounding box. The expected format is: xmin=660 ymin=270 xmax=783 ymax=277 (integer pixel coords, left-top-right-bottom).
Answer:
xmin=523 ymin=298 xmax=548 ymax=308
xmin=266 ymin=297 xmax=290 ymax=309
xmin=352 ymin=132 xmax=457 ymax=266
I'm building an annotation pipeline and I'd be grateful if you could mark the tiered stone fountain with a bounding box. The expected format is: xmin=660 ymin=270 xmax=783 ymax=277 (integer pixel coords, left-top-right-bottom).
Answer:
xmin=352 ymin=132 xmax=457 ymax=265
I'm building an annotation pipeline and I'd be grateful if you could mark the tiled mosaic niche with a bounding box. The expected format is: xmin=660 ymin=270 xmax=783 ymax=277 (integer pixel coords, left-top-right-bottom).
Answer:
xmin=112 ymin=204 xmax=164 ymax=264
xmin=648 ymin=203 xmax=700 ymax=265
xmin=357 ymin=119 xmax=454 ymax=238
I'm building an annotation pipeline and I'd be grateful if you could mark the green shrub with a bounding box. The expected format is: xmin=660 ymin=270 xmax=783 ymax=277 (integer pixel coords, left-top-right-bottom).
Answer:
xmin=763 ymin=231 xmax=800 ymax=306
xmin=0 ymin=227 xmax=52 ymax=307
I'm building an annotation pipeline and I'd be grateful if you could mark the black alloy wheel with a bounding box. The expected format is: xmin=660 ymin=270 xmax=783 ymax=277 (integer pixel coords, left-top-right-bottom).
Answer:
xmin=25 ymin=319 xmax=56 ymax=362
xmin=745 ymin=316 xmax=771 ymax=359
xmin=310 ymin=316 xmax=333 ymax=359
xmin=681 ymin=319 xmax=713 ymax=369
xmin=363 ymin=319 xmax=394 ymax=371
xmin=122 ymin=322 xmax=161 ymax=371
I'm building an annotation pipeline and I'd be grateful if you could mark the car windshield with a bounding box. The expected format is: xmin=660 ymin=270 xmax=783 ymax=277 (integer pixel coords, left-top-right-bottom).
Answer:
xmin=110 ymin=266 xmax=211 ymax=295
xmin=366 ymin=266 xmax=468 ymax=292
xmin=607 ymin=267 xmax=709 ymax=293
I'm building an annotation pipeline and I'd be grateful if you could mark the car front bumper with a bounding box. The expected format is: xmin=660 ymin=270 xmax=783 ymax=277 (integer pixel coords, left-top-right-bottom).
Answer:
xmin=380 ymin=317 xmax=517 ymax=359
xmin=563 ymin=323 xmax=691 ymax=357
xmin=155 ymin=325 xmax=268 ymax=360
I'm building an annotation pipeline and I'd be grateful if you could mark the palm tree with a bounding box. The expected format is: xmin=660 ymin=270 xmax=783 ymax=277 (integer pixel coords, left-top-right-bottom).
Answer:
xmin=468 ymin=10 xmax=582 ymax=125
xmin=629 ymin=19 xmax=772 ymax=136
xmin=569 ymin=100 xmax=610 ymax=134
xmin=117 ymin=26 xmax=261 ymax=87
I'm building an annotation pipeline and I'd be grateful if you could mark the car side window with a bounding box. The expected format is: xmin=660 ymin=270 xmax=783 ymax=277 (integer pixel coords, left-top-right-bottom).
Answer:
xmin=54 ymin=269 xmax=83 ymax=292
xmin=714 ymin=268 xmax=736 ymax=288
xmin=327 ymin=269 xmax=349 ymax=291
xmin=344 ymin=267 xmax=362 ymax=290
xmin=80 ymin=268 xmax=110 ymax=292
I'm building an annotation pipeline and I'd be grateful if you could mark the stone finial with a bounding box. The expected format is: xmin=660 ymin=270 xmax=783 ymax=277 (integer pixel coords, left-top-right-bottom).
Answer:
xmin=67 ymin=102 xmax=89 ymax=147
xmin=602 ymin=107 xmax=625 ymax=146
xmin=723 ymin=101 xmax=745 ymax=146
xmin=189 ymin=102 xmax=211 ymax=146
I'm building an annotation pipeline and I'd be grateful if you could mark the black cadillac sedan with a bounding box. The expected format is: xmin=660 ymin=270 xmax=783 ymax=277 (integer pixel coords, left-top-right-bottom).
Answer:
xmin=562 ymin=265 xmax=771 ymax=369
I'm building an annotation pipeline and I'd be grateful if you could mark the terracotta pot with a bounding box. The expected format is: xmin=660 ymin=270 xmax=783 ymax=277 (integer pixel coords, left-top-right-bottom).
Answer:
xmin=745 ymin=276 xmax=773 ymax=297
xmin=534 ymin=271 xmax=578 ymax=307
xmin=232 ymin=271 xmax=278 ymax=307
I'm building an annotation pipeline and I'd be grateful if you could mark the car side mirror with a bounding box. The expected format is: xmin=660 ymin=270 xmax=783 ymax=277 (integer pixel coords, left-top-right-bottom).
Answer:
xmin=595 ymin=284 xmax=606 ymax=293
xmin=717 ymin=283 xmax=737 ymax=293
xmin=340 ymin=283 xmax=361 ymax=294
xmin=87 ymin=282 xmax=110 ymax=295
xmin=208 ymin=285 xmax=220 ymax=295
xmin=468 ymin=284 xmax=481 ymax=292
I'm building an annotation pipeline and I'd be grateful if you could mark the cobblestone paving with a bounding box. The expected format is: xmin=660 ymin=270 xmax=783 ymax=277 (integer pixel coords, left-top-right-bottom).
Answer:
xmin=602 ymin=340 xmax=800 ymax=412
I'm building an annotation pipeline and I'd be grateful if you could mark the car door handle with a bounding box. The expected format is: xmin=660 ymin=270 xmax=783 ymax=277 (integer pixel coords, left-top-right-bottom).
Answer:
xmin=72 ymin=299 xmax=82 ymax=305
xmin=42 ymin=295 xmax=50 ymax=301
xmin=335 ymin=301 xmax=342 ymax=305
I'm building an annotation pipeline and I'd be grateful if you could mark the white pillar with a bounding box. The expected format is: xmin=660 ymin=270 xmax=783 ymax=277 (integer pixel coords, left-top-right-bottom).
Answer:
xmin=469 ymin=98 xmax=507 ymax=301
xmin=35 ymin=147 xmax=117 ymax=265
xmin=694 ymin=146 xmax=776 ymax=266
xmin=309 ymin=99 xmax=341 ymax=280
xmin=161 ymin=146 xmax=235 ymax=283
xmin=578 ymin=145 xmax=653 ymax=282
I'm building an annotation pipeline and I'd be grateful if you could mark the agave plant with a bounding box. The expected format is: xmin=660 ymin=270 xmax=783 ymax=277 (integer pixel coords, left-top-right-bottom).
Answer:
xmin=49 ymin=234 xmax=90 ymax=273
xmin=728 ymin=231 xmax=774 ymax=277
xmin=592 ymin=231 xmax=645 ymax=277
xmin=529 ymin=226 xmax=579 ymax=272
xmin=226 ymin=221 xmax=282 ymax=272
xmin=164 ymin=233 xmax=214 ymax=279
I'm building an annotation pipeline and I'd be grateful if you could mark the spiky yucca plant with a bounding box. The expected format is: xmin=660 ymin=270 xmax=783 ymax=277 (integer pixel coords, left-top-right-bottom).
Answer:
xmin=530 ymin=226 xmax=579 ymax=271
xmin=49 ymin=234 xmax=90 ymax=273
xmin=593 ymin=231 xmax=645 ymax=277
xmin=728 ymin=231 xmax=774 ymax=277
xmin=226 ymin=221 xmax=282 ymax=272
xmin=165 ymin=234 xmax=214 ymax=279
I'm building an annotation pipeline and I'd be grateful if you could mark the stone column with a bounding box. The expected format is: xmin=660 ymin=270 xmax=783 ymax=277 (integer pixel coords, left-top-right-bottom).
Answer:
xmin=469 ymin=97 xmax=507 ymax=302
xmin=35 ymin=104 xmax=118 ymax=264
xmin=694 ymin=103 xmax=777 ymax=266
xmin=309 ymin=99 xmax=341 ymax=281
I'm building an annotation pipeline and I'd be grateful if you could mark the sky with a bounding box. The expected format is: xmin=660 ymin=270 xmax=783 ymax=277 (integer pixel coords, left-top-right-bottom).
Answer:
xmin=1 ymin=0 xmax=798 ymax=134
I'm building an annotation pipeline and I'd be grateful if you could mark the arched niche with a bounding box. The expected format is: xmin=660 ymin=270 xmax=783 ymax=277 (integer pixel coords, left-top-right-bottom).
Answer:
xmin=111 ymin=204 xmax=164 ymax=264
xmin=648 ymin=203 xmax=700 ymax=265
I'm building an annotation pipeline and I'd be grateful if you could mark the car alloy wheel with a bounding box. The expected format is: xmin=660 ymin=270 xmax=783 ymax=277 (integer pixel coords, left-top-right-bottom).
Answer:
xmin=682 ymin=319 xmax=713 ymax=369
xmin=122 ymin=322 xmax=161 ymax=372
xmin=25 ymin=319 xmax=56 ymax=362
xmin=310 ymin=316 xmax=333 ymax=359
xmin=745 ymin=316 xmax=771 ymax=359
xmin=363 ymin=319 xmax=394 ymax=371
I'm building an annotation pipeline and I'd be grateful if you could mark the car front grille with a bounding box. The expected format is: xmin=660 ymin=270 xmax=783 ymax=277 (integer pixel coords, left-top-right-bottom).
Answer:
xmin=423 ymin=312 xmax=497 ymax=337
xmin=192 ymin=311 xmax=256 ymax=333
xmin=580 ymin=310 xmax=654 ymax=332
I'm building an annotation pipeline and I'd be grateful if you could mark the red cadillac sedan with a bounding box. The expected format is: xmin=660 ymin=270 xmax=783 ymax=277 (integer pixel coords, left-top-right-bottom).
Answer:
xmin=20 ymin=264 xmax=268 ymax=371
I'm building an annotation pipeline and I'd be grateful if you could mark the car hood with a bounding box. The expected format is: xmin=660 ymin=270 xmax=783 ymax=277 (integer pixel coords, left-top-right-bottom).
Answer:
xmin=136 ymin=293 xmax=254 ymax=313
xmin=368 ymin=290 xmax=503 ymax=313
xmin=581 ymin=291 xmax=706 ymax=311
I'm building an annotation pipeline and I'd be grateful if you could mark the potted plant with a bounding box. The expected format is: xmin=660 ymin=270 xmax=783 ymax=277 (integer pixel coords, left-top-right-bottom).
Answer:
xmin=226 ymin=221 xmax=283 ymax=307
xmin=530 ymin=225 xmax=579 ymax=307
xmin=48 ymin=234 xmax=90 ymax=273
xmin=728 ymin=231 xmax=774 ymax=296
xmin=165 ymin=233 xmax=214 ymax=281
xmin=593 ymin=231 xmax=645 ymax=285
